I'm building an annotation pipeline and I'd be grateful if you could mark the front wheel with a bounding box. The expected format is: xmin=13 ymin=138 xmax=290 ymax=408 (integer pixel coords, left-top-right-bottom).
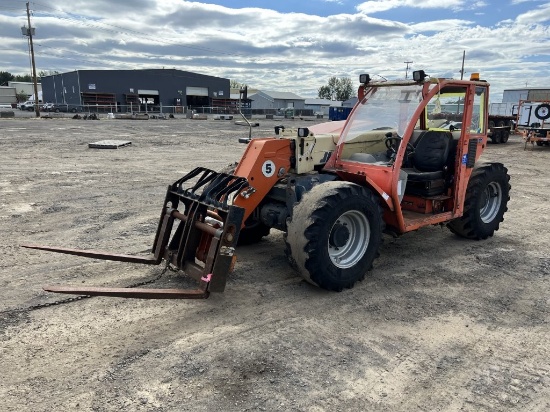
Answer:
xmin=447 ymin=163 xmax=510 ymax=239
xmin=237 ymin=217 xmax=271 ymax=245
xmin=285 ymin=181 xmax=384 ymax=291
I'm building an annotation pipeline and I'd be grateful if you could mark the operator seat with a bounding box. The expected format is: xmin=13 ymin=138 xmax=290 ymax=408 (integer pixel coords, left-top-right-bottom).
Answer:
xmin=402 ymin=130 xmax=453 ymax=197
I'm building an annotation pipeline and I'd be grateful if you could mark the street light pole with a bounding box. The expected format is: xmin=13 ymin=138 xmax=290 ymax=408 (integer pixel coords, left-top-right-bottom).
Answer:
xmin=404 ymin=61 xmax=413 ymax=79
xmin=26 ymin=2 xmax=40 ymax=117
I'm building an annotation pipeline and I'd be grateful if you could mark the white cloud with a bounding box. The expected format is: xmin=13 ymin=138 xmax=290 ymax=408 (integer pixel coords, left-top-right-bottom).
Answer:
xmin=357 ymin=0 xmax=465 ymax=14
xmin=409 ymin=19 xmax=474 ymax=33
xmin=515 ymin=3 xmax=550 ymax=24
xmin=0 ymin=0 xmax=549 ymax=99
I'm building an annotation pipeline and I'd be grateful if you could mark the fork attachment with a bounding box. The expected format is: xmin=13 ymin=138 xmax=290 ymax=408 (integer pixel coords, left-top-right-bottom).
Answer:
xmin=23 ymin=167 xmax=248 ymax=299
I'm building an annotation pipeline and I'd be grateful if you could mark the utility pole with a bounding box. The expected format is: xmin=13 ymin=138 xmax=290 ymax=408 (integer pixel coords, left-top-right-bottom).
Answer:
xmin=25 ymin=2 xmax=40 ymax=117
xmin=460 ymin=50 xmax=466 ymax=80
xmin=404 ymin=61 xmax=413 ymax=79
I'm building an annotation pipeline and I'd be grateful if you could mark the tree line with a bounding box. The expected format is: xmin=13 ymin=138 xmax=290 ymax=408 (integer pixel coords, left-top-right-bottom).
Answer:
xmin=318 ymin=77 xmax=354 ymax=101
xmin=0 ymin=70 xmax=60 ymax=86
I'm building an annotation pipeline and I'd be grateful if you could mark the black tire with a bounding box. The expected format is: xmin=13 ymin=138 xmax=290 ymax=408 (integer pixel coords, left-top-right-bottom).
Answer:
xmin=534 ymin=104 xmax=550 ymax=120
xmin=536 ymin=141 xmax=544 ymax=147
xmin=488 ymin=120 xmax=495 ymax=128
xmin=285 ymin=181 xmax=384 ymax=291
xmin=447 ymin=163 xmax=510 ymax=240
xmin=237 ymin=218 xmax=271 ymax=245
xmin=501 ymin=129 xmax=509 ymax=143
xmin=55 ymin=108 xmax=60 ymax=113
xmin=491 ymin=129 xmax=501 ymax=144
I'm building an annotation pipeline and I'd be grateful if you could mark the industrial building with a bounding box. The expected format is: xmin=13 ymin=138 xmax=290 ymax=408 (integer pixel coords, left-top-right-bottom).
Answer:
xmin=41 ymin=69 xmax=230 ymax=112
xmin=501 ymin=88 xmax=550 ymax=103
xmin=8 ymin=81 xmax=42 ymax=100
xmin=248 ymin=91 xmax=305 ymax=111
xmin=304 ymin=98 xmax=340 ymax=116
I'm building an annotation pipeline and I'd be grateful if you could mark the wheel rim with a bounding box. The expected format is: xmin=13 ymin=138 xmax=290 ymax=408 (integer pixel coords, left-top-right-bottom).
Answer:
xmin=328 ymin=210 xmax=370 ymax=268
xmin=480 ymin=182 xmax=502 ymax=223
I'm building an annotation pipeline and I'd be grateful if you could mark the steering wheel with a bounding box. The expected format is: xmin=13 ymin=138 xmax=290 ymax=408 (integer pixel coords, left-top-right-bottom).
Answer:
xmin=384 ymin=134 xmax=415 ymax=155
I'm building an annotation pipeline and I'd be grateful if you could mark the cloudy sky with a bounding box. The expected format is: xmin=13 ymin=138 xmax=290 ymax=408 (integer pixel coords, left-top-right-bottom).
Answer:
xmin=1 ymin=0 xmax=549 ymax=101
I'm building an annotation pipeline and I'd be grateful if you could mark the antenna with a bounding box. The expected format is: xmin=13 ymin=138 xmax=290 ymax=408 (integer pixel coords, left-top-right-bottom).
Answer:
xmin=404 ymin=61 xmax=413 ymax=79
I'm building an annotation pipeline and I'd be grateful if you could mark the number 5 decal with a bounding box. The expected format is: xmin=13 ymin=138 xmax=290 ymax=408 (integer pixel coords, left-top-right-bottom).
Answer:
xmin=262 ymin=160 xmax=276 ymax=178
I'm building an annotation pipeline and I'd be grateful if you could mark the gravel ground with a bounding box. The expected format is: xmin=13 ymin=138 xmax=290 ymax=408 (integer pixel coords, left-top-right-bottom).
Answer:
xmin=0 ymin=113 xmax=549 ymax=411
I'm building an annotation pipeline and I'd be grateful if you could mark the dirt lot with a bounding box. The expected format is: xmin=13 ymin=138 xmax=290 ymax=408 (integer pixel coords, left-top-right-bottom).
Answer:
xmin=0 ymin=114 xmax=549 ymax=411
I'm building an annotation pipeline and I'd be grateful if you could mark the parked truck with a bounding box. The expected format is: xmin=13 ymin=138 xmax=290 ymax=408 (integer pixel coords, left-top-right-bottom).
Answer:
xmin=0 ymin=86 xmax=17 ymax=108
xmin=487 ymin=87 xmax=550 ymax=144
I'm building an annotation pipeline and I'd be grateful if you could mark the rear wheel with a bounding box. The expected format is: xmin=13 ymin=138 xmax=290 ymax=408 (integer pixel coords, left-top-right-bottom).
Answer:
xmin=447 ymin=163 xmax=510 ymax=239
xmin=491 ymin=129 xmax=501 ymax=144
xmin=501 ymin=129 xmax=509 ymax=143
xmin=285 ymin=181 xmax=384 ymax=291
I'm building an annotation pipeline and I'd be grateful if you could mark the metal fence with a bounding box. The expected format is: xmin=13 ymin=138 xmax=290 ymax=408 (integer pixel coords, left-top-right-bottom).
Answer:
xmin=43 ymin=104 xmax=323 ymax=118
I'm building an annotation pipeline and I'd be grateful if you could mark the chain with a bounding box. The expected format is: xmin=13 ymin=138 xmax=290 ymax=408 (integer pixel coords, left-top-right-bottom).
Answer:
xmin=2 ymin=260 xmax=176 ymax=316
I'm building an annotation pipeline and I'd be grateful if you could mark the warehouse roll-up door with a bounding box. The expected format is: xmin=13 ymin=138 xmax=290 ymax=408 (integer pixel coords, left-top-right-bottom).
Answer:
xmin=137 ymin=89 xmax=159 ymax=111
xmin=186 ymin=87 xmax=208 ymax=96
xmin=186 ymin=86 xmax=209 ymax=106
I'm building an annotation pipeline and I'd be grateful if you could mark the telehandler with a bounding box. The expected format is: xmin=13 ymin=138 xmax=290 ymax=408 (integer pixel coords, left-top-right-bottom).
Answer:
xmin=23 ymin=70 xmax=510 ymax=299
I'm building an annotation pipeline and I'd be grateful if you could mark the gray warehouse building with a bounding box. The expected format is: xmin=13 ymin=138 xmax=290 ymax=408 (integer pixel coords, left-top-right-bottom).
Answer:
xmin=41 ymin=69 xmax=230 ymax=112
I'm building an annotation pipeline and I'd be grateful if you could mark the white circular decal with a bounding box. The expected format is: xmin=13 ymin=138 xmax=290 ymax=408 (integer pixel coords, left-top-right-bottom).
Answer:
xmin=262 ymin=160 xmax=276 ymax=178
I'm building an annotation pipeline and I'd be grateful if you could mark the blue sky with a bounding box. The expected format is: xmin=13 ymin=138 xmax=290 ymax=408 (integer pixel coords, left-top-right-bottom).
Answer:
xmin=1 ymin=0 xmax=549 ymax=100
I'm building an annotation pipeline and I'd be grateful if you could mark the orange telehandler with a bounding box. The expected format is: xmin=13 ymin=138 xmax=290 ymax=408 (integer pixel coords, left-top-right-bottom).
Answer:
xmin=23 ymin=70 xmax=510 ymax=298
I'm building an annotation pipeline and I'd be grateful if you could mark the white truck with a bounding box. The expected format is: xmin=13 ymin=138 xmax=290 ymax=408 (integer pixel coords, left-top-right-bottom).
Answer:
xmin=19 ymin=98 xmax=43 ymax=111
xmin=488 ymin=88 xmax=550 ymax=143
xmin=490 ymin=101 xmax=549 ymax=128
xmin=0 ymin=86 xmax=16 ymax=108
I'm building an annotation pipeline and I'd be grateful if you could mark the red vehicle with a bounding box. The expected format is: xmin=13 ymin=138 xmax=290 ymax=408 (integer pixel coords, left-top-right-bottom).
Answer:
xmin=24 ymin=70 xmax=510 ymax=298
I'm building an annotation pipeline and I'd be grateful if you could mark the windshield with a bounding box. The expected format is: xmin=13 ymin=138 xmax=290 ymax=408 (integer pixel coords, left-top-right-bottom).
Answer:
xmin=340 ymin=84 xmax=423 ymax=143
xmin=338 ymin=84 xmax=423 ymax=162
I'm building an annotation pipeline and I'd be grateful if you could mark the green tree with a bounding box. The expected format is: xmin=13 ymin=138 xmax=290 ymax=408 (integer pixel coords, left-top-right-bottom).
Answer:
xmin=230 ymin=79 xmax=247 ymax=89
xmin=38 ymin=70 xmax=59 ymax=79
xmin=0 ymin=71 xmax=14 ymax=86
xmin=13 ymin=74 xmax=33 ymax=82
xmin=16 ymin=90 xmax=28 ymax=102
xmin=318 ymin=76 xmax=355 ymax=101
xmin=336 ymin=77 xmax=354 ymax=101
